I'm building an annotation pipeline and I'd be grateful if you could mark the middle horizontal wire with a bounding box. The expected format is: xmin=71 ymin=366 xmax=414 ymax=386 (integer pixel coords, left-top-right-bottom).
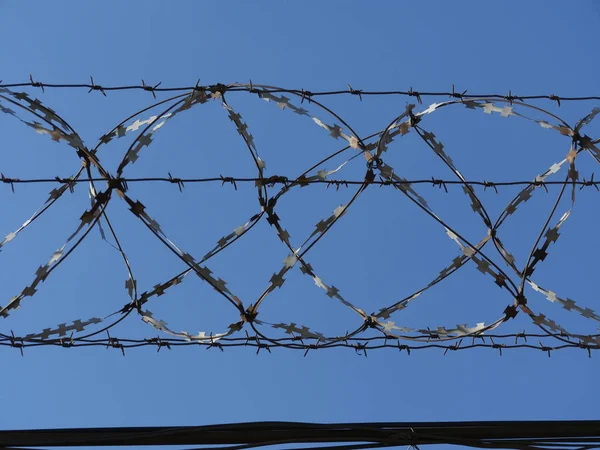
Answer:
xmin=0 ymin=176 xmax=599 ymax=189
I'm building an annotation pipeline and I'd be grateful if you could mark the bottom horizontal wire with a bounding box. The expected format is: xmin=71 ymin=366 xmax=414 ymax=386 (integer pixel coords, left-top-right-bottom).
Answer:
xmin=1 ymin=333 xmax=598 ymax=356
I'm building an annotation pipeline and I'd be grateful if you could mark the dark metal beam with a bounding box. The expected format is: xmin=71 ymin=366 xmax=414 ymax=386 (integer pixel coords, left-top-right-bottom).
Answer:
xmin=1 ymin=421 xmax=600 ymax=449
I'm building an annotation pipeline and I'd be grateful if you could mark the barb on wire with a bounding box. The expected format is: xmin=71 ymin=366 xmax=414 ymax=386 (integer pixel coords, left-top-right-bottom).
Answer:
xmin=88 ymin=76 xmax=106 ymax=96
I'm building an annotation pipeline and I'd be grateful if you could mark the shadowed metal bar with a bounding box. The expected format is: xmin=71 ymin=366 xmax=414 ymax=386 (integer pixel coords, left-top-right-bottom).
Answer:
xmin=1 ymin=421 xmax=600 ymax=449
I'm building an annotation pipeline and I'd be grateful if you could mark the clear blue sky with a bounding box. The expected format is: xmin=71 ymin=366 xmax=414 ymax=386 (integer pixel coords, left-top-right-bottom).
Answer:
xmin=1 ymin=0 xmax=599 ymax=438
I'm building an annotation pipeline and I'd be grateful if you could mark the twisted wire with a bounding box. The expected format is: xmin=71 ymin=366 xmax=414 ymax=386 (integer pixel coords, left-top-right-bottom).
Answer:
xmin=1 ymin=77 xmax=599 ymax=104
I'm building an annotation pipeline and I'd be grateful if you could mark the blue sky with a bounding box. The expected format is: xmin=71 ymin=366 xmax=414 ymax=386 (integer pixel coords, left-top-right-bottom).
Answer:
xmin=1 ymin=0 xmax=599 ymax=440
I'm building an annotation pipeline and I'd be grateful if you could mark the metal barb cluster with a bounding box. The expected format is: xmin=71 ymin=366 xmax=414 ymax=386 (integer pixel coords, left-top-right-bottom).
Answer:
xmin=1 ymin=81 xmax=600 ymax=354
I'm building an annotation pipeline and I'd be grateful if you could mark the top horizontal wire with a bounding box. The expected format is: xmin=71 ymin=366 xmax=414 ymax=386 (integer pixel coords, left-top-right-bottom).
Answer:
xmin=1 ymin=78 xmax=599 ymax=103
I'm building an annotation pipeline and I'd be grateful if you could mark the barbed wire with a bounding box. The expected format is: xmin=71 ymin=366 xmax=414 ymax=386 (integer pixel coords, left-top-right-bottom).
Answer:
xmin=1 ymin=77 xmax=600 ymax=104
xmin=2 ymin=174 xmax=600 ymax=192
xmin=1 ymin=81 xmax=600 ymax=354
xmin=1 ymin=333 xmax=598 ymax=357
